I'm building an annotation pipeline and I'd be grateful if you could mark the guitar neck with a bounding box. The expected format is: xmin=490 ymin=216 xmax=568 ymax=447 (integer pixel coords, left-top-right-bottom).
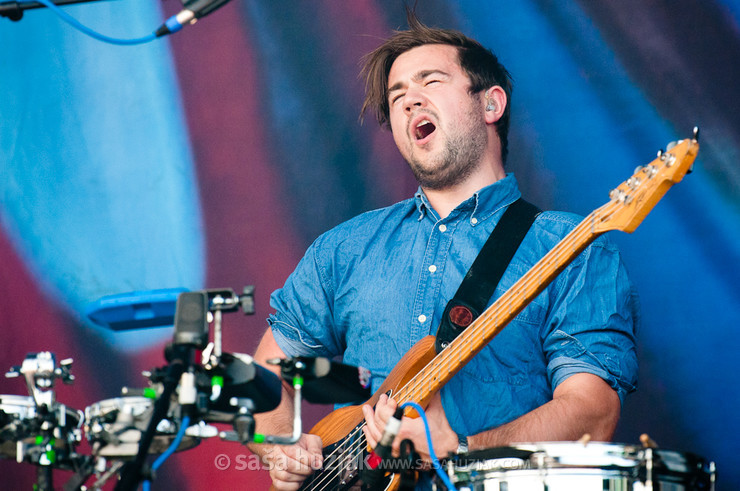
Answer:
xmin=393 ymin=203 xmax=615 ymax=408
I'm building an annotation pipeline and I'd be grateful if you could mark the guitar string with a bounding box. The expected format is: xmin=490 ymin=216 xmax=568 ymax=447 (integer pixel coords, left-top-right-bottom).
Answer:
xmin=303 ymin=197 xmax=633 ymax=490
xmin=302 ymin=423 xmax=368 ymax=490
xmin=315 ymin=143 xmax=691 ymax=490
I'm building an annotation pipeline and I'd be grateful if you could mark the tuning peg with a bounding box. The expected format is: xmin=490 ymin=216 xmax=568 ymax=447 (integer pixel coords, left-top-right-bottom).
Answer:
xmin=626 ymin=176 xmax=641 ymax=190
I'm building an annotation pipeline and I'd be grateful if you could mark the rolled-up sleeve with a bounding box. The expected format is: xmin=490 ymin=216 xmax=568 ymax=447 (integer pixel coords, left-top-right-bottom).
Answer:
xmin=268 ymin=237 xmax=344 ymax=359
xmin=543 ymin=239 xmax=639 ymax=404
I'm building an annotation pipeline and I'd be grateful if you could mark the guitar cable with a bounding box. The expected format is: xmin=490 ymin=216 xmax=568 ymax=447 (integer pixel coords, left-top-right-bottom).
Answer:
xmin=399 ymin=402 xmax=456 ymax=490
xmin=142 ymin=415 xmax=191 ymax=491
xmin=27 ymin=0 xmax=157 ymax=45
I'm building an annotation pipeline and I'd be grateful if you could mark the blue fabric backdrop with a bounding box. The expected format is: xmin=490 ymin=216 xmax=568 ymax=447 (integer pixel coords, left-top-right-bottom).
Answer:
xmin=1 ymin=1 xmax=738 ymax=489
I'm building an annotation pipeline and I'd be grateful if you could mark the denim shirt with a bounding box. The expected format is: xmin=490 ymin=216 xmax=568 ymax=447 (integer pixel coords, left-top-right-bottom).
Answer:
xmin=268 ymin=174 xmax=638 ymax=438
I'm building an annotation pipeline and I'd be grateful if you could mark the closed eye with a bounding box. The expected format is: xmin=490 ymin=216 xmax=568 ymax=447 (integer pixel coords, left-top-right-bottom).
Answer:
xmin=390 ymin=93 xmax=405 ymax=105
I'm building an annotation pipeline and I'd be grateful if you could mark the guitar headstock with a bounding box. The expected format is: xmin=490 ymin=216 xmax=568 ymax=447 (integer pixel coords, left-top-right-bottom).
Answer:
xmin=593 ymin=129 xmax=700 ymax=234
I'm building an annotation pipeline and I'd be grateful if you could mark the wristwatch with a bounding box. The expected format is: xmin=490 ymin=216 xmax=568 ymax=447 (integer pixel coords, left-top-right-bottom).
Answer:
xmin=456 ymin=435 xmax=469 ymax=454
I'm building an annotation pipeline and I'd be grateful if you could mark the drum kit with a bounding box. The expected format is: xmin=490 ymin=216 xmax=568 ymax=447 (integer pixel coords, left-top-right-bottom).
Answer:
xmin=0 ymin=288 xmax=717 ymax=490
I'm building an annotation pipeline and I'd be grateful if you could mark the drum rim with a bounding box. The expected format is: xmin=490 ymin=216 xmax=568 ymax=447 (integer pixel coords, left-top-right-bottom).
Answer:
xmin=85 ymin=395 xmax=154 ymax=418
xmin=1 ymin=394 xmax=82 ymax=424
xmin=452 ymin=441 xmax=711 ymax=472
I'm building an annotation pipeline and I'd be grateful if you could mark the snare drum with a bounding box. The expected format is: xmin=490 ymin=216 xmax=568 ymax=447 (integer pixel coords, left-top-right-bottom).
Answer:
xmin=85 ymin=396 xmax=197 ymax=458
xmin=448 ymin=442 xmax=715 ymax=491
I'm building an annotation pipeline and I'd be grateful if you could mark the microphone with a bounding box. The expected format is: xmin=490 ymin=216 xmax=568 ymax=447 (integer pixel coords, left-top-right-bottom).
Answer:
xmin=274 ymin=357 xmax=372 ymax=405
xmin=172 ymin=291 xmax=209 ymax=349
xmin=362 ymin=406 xmax=404 ymax=491
xmin=156 ymin=0 xmax=232 ymax=37
xmin=208 ymin=353 xmax=282 ymax=416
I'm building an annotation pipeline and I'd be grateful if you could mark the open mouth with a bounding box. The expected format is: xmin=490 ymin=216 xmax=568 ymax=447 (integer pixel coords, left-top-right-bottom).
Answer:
xmin=414 ymin=119 xmax=436 ymax=141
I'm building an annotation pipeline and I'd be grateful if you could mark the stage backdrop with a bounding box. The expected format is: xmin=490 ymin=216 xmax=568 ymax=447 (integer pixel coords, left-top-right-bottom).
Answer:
xmin=2 ymin=1 xmax=739 ymax=489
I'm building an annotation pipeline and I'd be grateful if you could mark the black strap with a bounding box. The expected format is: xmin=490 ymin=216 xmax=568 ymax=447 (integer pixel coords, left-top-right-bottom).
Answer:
xmin=435 ymin=199 xmax=541 ymax=353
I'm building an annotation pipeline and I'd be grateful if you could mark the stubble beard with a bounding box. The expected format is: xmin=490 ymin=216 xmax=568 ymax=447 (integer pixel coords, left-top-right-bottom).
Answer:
xmin=404 ymin=106 xmax=488 ymax=191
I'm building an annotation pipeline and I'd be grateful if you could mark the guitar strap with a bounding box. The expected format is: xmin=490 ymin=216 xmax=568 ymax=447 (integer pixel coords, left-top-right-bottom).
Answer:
xmin=434 ymin=198 xmax=541 ymax=353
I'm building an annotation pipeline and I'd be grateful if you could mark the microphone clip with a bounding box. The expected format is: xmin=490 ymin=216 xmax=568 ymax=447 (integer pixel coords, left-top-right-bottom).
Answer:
xmin=156 ymin=0 xmax=233 ymax=37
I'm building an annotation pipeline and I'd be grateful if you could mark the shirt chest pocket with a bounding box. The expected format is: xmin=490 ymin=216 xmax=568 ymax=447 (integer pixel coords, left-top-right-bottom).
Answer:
xmin=456 ymin=315 xmax=542 ymax=386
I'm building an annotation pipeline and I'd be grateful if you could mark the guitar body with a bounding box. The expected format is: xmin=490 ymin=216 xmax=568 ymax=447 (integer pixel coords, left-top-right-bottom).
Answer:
xmin=297 ymin=336 xmax=437 ymax=490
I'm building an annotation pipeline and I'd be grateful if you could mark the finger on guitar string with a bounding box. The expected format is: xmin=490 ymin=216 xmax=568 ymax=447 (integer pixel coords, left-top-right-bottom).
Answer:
xmin=362 ymin=393 xmax=394 ymax=443
xmin=374 ymin=393 xmax=399 ymax=433
xmin=361 ymin=403 xmax=381 ymax=448
xmin=362 ymin=393 xmax=404 ymax=458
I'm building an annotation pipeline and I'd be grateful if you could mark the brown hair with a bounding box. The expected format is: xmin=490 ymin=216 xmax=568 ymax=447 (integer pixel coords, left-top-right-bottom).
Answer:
xmin=360 ymin=13 xmax=514 ymax=161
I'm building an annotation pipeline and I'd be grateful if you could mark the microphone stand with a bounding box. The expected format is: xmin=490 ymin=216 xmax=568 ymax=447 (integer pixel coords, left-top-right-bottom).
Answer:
xmin=114 ymin=347 xmax=189 ymax=491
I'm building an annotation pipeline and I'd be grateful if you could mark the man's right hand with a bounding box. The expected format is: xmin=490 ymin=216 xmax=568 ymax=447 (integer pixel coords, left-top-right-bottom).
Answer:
xmin=264 ymin=433 xmax=323 ymax=491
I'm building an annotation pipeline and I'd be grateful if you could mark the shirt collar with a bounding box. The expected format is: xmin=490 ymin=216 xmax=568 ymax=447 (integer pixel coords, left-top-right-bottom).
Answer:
xmin=413 ymin=173 xmax=521 ymax=223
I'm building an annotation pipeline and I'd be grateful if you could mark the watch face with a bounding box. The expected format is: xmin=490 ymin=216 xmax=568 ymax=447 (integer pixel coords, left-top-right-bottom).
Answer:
xmin=457 ymin=436 xmax=469 ymax=454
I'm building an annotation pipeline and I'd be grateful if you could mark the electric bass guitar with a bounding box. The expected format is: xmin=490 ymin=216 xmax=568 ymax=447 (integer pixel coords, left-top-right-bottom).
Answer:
xmin=295 ymin=131 xmax=700 ymax=491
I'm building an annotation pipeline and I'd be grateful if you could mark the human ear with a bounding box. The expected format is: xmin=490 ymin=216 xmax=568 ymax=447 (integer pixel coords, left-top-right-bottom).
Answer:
xmin=483 ymin=86 xmax=507 ymax=124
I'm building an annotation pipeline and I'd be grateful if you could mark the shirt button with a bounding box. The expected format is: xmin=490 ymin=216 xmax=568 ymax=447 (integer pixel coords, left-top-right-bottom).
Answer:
xmin=439 ymin=224 xmax=447 ymax=232
xmin=471 ymin=218 xmax=478 ymax=225
xmin=428 ymin=265 xmax=437 ymax=273
xmin=418 ymin=314 xmax=427 ymax=323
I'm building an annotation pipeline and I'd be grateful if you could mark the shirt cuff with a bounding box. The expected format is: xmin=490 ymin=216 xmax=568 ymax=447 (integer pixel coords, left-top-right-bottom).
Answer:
xmin=548 ymin=355 xmax=629 ymax=405
xmin=268 ymin=314 xmax=327 ymax=358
